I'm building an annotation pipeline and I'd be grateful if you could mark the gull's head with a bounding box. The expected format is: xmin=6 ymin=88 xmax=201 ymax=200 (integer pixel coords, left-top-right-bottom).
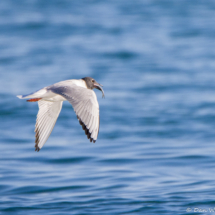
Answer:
xmin=82 ymin=77 xmax=105 ymax=98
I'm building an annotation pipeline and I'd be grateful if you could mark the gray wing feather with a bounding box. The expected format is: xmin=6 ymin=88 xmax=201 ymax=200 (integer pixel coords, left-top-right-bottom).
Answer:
xmin=35 ymin=100 xmax=63 ymax=151
xmin=51 ymin=84 xmax=100 ymax=143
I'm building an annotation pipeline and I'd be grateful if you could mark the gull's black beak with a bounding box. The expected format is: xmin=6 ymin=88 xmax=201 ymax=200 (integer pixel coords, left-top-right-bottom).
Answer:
xmin=94 ymin=82 xmax=105 ymax=98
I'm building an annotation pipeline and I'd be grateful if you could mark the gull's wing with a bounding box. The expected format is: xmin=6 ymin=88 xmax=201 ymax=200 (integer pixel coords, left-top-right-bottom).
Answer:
xmin=35 ymin=100 xmax=63 ymax=151
xmin=50 ymin=85 xmax=100 ymax=143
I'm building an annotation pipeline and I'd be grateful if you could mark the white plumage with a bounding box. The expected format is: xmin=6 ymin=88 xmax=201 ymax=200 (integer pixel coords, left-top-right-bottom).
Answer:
xmin=17 ymin=78 xmax=104 ymax=151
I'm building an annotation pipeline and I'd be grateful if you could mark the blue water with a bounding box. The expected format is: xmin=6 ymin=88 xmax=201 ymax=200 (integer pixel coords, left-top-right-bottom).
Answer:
xmin=1 ymin=0 xmax=215 ymax=214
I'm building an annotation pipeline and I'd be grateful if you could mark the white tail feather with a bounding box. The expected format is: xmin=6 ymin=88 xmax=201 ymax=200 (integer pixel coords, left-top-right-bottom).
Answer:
xmin=17 ymin=88 xmax=48 ymax=100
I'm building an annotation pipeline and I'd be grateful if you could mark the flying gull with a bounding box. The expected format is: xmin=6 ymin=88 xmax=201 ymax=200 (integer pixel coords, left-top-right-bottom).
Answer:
xmin=17 ymin=77 xmax=105 ymax=152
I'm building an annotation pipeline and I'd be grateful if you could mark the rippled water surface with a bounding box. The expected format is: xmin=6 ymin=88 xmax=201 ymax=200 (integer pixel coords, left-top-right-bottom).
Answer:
xmin=1 ymin=0 xmax=215 ymax=214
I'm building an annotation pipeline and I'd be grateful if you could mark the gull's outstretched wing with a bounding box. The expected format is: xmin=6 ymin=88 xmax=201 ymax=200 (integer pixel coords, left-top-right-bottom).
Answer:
xmin=50 ymin=85 xmax=100 ymax=143
xmin=35 ymin=100 xmax=63 ymax=151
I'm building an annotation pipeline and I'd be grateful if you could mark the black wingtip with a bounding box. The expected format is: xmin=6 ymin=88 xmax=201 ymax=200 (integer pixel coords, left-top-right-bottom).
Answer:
xmin=77 ymin=116 xmax=96 ymax=143
xmin=35 ymin=126 xmax=40 ymax=152
xmin=35 ymin=146 xmax=40 ymax=152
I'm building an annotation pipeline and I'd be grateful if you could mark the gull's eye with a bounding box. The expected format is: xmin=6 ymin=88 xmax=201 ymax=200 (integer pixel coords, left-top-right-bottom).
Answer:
xmin=92 ymin=79 xmax=95 ymax=83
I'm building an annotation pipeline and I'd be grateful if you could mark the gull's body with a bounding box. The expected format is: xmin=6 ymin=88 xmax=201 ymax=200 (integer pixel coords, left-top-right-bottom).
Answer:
xmin=17 ymin=77 xmax=105 ymax=152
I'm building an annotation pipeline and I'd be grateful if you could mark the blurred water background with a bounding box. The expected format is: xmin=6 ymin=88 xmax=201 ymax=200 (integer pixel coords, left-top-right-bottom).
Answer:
xmin=1 ymin=0 xmax=215 ymax=214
